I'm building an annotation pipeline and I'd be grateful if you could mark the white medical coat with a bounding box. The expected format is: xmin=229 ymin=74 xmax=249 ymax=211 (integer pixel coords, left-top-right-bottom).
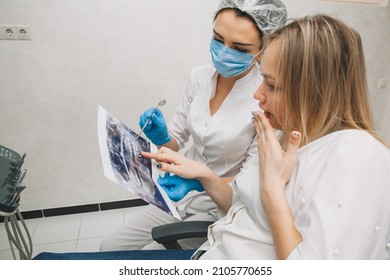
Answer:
xmin=168 ymin=64 xmax=261 ymax=217
xmin=198 ymin=130 xmax=390 ymax=259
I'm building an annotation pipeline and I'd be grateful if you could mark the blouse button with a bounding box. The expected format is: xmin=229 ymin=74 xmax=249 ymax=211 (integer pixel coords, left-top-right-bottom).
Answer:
xmin=205 ymin=122 xmax=209 ymax=127
xmin=386 ymin=243 xmax=390 ymax=248
xmin=337 ymin=201 xmax=344 ymax=207
xmin=301 ymin=198 xmax=306 ymax=204
xmin=374 ymin=226 xmax=381 ymax=232
xmin=333 ymin=248 xmax=340 ymax=255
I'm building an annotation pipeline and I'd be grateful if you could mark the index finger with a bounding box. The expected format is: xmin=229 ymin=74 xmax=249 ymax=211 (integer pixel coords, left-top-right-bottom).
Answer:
xmin=141 ymin=151 xmax=178 ymax=165
xmin=257 ymin=111 xmax=276 ymax=140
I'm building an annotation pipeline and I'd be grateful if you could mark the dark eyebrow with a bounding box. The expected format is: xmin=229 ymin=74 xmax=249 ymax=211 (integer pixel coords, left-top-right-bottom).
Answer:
xmin=213 ymin=29 xmax=255 ymax=47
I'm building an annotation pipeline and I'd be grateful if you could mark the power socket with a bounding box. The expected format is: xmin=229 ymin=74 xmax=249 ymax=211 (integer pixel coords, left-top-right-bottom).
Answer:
xmin=16 ymin=26 xmax=31 ymax=40
xmin=2 ymin=26 xmax=17 ymax=39
xmin=0 ymin=25 xmax=31 ymax=40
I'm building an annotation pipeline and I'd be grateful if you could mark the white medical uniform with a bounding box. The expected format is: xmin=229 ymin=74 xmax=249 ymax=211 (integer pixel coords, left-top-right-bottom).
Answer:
xmin=100 ymin=64 xmax=261 ymax=251
xmin=197 ymin=130 xmax=390 ymax=259
xmin=169 ymin=64 xmax=261 ymax=218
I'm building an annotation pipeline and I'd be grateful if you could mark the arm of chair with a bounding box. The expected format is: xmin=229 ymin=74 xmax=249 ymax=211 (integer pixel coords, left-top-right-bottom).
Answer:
xmin=151 ymin=221 xmax=213 ymax=249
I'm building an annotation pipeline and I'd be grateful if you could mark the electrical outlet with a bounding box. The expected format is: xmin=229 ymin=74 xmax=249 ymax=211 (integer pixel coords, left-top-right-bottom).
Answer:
xmin=16 ymin=26 xmax=31 ymax=40
xmin=0 ymin=25 xmax=32 ymax=40
xmin=2 ymin=26 xmax=17 ymax=39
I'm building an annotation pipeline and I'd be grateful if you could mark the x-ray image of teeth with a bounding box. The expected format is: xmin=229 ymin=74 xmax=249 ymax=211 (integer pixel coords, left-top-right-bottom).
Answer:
xmin=105 ymin=117 xmax=155 ymax=204
xmin=98 ymin=106 xmax=180 ymax=219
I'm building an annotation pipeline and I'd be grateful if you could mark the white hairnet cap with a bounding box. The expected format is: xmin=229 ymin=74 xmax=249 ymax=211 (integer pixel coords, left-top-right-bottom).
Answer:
xmin=218 ymin=0 xmax=287 ymax=35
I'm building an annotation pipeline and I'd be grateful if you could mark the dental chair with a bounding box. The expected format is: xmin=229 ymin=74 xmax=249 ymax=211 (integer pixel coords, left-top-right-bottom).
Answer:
xmin=33 ymin=217 xmax=212 ymax=260
xmin=151 ymin=220 xmax=213 ymax=249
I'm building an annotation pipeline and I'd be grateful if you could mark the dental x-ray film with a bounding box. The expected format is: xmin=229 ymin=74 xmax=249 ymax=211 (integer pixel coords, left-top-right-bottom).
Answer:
xmin=97 ymin=105 xmax=180 ymax=219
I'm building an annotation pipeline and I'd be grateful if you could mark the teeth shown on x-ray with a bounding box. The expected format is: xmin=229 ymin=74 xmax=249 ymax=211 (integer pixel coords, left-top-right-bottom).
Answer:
xmin=99 ymin=106 xmax=175 ymax=217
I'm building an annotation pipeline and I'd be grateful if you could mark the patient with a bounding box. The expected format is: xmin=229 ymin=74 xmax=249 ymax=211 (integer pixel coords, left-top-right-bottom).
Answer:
xmin=142 ymin=14 xmax=390 ymax=259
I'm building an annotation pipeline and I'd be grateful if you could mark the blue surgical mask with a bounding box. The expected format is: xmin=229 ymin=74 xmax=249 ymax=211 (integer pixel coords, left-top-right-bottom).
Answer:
xmin=210 ymin=37 xmax=259 ymax=78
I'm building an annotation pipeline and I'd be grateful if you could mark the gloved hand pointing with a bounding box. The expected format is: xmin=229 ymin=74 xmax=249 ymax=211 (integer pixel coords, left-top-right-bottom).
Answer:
xmin=157 ymin=173 xmax=204 ymax=202
xmin=139 ymin=108 xmax=171 ymax=145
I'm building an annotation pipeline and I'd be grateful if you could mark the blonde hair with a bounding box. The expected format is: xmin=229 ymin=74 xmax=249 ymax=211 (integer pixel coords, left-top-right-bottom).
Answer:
xmin=266 ymin=14 xmax=378 ymax=146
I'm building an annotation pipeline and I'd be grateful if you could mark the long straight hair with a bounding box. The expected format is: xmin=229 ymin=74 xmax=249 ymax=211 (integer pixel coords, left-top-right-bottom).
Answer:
xmin=266 ymin=15 xmax=379 ymax=146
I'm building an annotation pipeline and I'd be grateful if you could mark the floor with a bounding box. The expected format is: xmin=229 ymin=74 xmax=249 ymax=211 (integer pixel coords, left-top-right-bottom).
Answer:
xmin=0 ymin=205 xmax=146 ymax=260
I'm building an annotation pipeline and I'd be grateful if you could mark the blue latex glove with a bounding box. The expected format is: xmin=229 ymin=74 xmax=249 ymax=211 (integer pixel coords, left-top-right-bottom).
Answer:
xmin=139 ymin=108 xmax=171 ymax=145
xmin=157 ymin=173 xmax=204 ymax=202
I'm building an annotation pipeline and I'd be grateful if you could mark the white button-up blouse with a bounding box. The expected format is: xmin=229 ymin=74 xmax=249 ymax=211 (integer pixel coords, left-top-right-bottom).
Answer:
xmin=198 ymin=130 xmax=390 ymax=259
xmin=168 ymin=64 xmax=261 ymax=217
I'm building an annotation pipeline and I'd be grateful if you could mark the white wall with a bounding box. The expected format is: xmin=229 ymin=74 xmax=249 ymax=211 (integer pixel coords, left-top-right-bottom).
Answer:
xmin=1 ymin=0 xmax=389 ymax=211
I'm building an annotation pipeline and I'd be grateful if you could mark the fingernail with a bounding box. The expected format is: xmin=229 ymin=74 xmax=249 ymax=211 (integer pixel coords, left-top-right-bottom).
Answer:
xmin=292 ymin=132 xmax=300 ymax=139
xmin=251 ymin=117 xmax=255 ymax=123
xmin=251 ymin=111 xmax=256 ymax=117
xmin=157 ymin=163 xmax=162 ymax=169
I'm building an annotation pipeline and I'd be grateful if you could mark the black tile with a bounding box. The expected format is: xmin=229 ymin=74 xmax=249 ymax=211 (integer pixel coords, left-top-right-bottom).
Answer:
xmin=99 ymin=199 xmax=148 ymax=211
xmin=0 ymin=199 xmax=148 ymax=223
xmin=43 ymin=203 xmax=99 ymax=217
xmin=20 ymin=209 xmax=44 ymax=220
xmin=0 ymin=209 xmax=43 ymax=223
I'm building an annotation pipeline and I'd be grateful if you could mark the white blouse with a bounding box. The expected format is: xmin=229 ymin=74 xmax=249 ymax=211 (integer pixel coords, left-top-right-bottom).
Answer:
xmin=168 ymin=65 xmax=261 ymax=217
xmin=198 ymin=130 xmax=390 ymax=259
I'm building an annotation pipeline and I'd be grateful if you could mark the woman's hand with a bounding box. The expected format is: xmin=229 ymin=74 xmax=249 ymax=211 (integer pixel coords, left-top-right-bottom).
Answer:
xmin=142 ymin=147 xmax=233 ymax=212
xmin=141 ymin=147 xmax=210 ymax=180
xmin=157 ymin=173 xmax=204 ymax=202
xmin=253 ymin=112 xmax=301 ymax=194
xmin=253 ymin=111 xmax=302 ymax=259
xmin=139 ymin=108 xmax=170 ymax=145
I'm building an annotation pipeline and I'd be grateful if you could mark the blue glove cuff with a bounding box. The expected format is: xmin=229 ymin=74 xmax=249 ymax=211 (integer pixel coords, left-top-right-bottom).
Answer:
xmin=152 ymin=135 xmax=171 ymax=146
xmin=191 ymin=179 xmax=204 ymax=192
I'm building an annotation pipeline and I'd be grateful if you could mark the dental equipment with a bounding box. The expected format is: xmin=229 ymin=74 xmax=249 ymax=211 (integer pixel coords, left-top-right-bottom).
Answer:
xmin=0 ymin=145 xmax=32 ymax=260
